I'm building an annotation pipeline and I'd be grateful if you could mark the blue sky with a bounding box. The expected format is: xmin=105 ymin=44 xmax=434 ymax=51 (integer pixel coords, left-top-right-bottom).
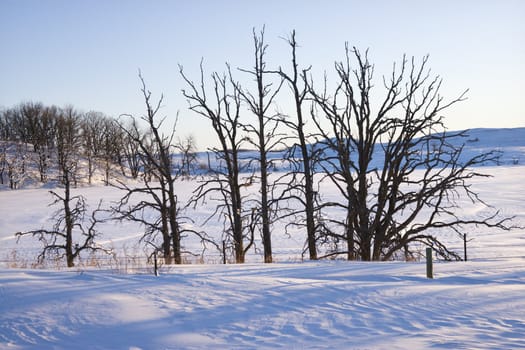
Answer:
xmin=1 ymin=0 xmax=523 ymax=150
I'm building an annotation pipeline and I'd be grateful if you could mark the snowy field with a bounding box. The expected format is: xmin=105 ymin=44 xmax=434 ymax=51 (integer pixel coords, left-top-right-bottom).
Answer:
xmin=1 ymin=259 xmax=524 ymax=349
xmin=1 ymin=127 xmax=525 ymax=349
xmin=0 ymin=165 xmax=523 ymax=349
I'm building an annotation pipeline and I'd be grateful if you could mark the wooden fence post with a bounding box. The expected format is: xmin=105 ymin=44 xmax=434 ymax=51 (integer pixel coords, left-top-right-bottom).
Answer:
xmin=426 ymin=247 xmax=433 ymax=279
xmin=153 ymin=250 xmax=159 ymax=277
xmin=222 ymin=240 xmax=227 ymax=264
xmin=463 ymin=233 xmax=468 ymax=262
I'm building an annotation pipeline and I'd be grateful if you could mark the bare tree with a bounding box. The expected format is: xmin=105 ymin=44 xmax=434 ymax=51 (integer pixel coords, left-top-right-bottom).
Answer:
xmin=81 ymin=111 xmax=107 ymax=184
xmin=13 ymin=102 xmax=57 ymax=183
xmin=117 ymin=118 xmax=143 ymax=180
xmin=55 ymin=106 xmax=82 ymax=187
xmin=0 ymin=143 xmax=6 ymax=185
xmin=174 ymin=134 xmax=198 ymax=178
xmin=237 ymin=27 xmax=284 ymax=263
xmin=5 ymin=142 xmax=26 ymax=189
xmin=180 ymin=63 xmax=254 ymax=263
xmin=271 ymin=31 xmax=319 ymax=260
xmin=37 ymin=105 xmax=58 ymax=182
xmin=0 ymin=110 xmax=8 ymax=185
xmin=113 ymin=74 xmax=189 ymax=264
xmin=16 ymin=106 xmax=109 ymax=267
xmin=100 ymin=118 xmax=125 ymax=185
xmin=309 ymin=46 xmax=513 ymax=261
xmin=16 ymin=187 xmax=110 ymax=267
xmin=0 ymin=108 xmax=10 ymax=141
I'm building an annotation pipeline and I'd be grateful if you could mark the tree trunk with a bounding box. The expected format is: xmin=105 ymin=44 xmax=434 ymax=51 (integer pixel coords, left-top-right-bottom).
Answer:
xmin=232 ymin=187 xmax=244 ymax=263
xmin=169 ymin=181 xmax=182 ymax=264
xmin=63 ymin=172 xmax=75 ymax=267
xmin=259 ymin=125 xmax=272 ymax=263
xmin=345 ymin=203 xmax=355 ymax=260
xmin=297 ymin=111 xmax=317 ymax=260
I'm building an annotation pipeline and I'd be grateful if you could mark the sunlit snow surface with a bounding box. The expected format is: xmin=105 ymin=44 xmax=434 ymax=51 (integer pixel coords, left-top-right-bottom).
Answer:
xmin=1 ymin=260 xmax=524 ymax=349
xmin=1 ymin=128 xmax=524 ymax=349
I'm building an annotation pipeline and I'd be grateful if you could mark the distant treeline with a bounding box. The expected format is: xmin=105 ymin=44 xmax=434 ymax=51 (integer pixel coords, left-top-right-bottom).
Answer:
xmin=0 ymin=101 xmax=199 ymax=188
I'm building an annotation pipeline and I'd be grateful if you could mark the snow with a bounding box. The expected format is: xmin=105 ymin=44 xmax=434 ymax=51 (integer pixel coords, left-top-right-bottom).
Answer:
xmin=1 ymin=128 xmax=525 ymax=349
xmin=1 ymin=260 xmax=524 ymax=349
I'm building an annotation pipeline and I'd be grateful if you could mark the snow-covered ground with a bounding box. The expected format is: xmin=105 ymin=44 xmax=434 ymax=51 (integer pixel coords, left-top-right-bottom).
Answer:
xmin=1 ymin=259 xmax=524 ymax=349
xmin=1 ymin=128 xmax=524 ymax=349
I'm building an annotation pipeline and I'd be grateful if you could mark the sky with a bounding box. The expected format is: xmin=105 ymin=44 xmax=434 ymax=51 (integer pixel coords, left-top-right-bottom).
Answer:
xmin=0 ymin=0 xmax=523 ymax=150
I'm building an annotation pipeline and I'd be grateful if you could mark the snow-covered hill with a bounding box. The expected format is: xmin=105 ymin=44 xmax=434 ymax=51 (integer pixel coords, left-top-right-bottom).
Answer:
xmin=2 ymin=127 xmax=524 ymax=189
xmin=447 ymin=127 xmax=525 ymax=166
xmin=195 ymin=127 xmax=525 ymax=175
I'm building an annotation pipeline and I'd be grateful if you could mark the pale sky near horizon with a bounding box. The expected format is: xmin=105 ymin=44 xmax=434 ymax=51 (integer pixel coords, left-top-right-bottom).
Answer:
xmin=1 ymin=0 xmax=523 ymax=150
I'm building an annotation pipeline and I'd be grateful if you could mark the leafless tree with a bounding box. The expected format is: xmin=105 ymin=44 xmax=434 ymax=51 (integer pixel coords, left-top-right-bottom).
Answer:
xmin=308 ymin=46 xmax=513 ymax=261
xmin=81 ymin=111 xmax=107 ymax=184
xmin=16 ymin=106 xmax=109 ymax=267
xmin=113 ymin=73 xmax=191 ymax=264
xmin=16 ymin=186 xmax=111 ymax=267
xmin=5 ymin=142 xmax=26 ymax=189
xmin=271 ymin=31 xmax=320 ymax=260
xmin=0 ymin=110 xmax=8 ymax=185
xmin=37 ymin=105 xmax=58 ymax=182
xmin=237 ymin=28 xmax=285 ymax=263
xmin=12 ymin=102 xmax=57 ymax=183
xmin=55 ymin=106 xmax=82 ymax=187
xmin=81 ymin=111 xmax=124 ymax=185
xmin=180 ymin=63 xmax=254 ymax=263
xmin=116 ymin=119 xmax=143 ymax=179
xmin=0 ymin=144 xmax=6 ymax=185
xmin=174 ymin=134 xmax=198 ymax=178
xmin=100 ymin=118 xmax=126 ymax=185
xmin=0 ymin=108 xmax=9 ymax=141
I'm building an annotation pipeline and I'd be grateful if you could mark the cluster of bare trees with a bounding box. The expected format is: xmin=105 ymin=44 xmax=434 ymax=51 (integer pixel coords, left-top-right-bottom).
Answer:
xmin=307 ymin=47 xmax=513 ymax=261
xmin=1 ymin=103 xmax=139 ymax=266
xmin=6 ymin=82 xmax=204 ymax=267
xmin=111 ymin=74 xmax=198 ymax=265
xmin=0 ymin=102 xmax=141 ymax=188
xmin=7 ymin=28 xmax=514 ymax=267
xmin=180 ymin=29 xmax=512 ymax=263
